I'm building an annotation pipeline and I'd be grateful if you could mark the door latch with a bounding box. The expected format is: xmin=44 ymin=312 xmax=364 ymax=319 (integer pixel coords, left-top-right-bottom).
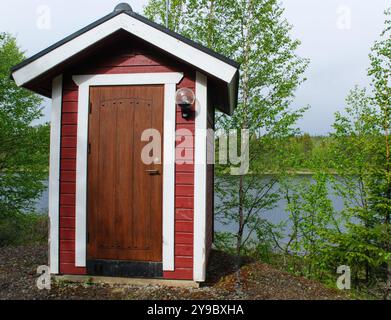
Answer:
xmin=146 ymin=169 xmax=160 ymax=175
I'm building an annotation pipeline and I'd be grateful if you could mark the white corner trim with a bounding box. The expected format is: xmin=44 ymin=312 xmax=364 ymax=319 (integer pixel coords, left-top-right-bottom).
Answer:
xmin=194 ymin=72 xmax=208 ymax=282
xmin=75 ymin=80 xmax=89 ymax=267
xmin=49 ymin=75 xmax=63 ymax=274
xmin=12 ymin=13 xmax=237 ymax=87
xmin=74 ymin=73 xmax=181 ymax=269
xmin=162 ymin=83 xmax=176 ymax=271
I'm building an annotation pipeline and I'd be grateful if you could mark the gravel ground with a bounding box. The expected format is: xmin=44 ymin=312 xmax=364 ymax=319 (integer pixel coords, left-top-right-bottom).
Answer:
xmin=0 ymin=245 xmax=348 ymax=300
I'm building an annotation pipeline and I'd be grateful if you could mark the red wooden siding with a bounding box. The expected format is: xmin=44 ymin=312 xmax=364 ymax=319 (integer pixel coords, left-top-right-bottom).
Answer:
xmin=164 ymin=74 xmax=195 ymax=280
xmin=58 ymin=37 xmax=196 ymax=279
xmin=59 ymin=76 xmax=86 ymax=275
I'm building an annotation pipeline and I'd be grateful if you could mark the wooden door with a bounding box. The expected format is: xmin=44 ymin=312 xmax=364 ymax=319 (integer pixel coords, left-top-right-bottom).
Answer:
xmin=87 ymin=85 xmax=163 ymax=263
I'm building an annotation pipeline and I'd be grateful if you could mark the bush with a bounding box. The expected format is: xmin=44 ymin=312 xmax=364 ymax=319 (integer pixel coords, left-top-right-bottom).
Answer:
xmin=0 ymin=213 xmax=48 ymax=247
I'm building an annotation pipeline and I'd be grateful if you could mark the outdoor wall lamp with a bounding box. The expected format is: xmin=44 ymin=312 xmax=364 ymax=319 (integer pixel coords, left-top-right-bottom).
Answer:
xmin=175 ymin=88 xmax=196 ymax=119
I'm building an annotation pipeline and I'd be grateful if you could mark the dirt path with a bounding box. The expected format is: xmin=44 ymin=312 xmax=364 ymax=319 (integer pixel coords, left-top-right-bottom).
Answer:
xmin=0 ymin=245 xmax=347 ymax=300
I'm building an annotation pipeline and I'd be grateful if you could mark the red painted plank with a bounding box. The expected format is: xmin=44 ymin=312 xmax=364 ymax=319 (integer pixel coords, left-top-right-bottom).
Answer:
xmin=61 ymin=182 xmax=76 ymax=194
xmin=60 ymin=240 xmax=75 ymax=252
xmin=61 ymin=137 xmax=77 ymax=148
xmin=99 ymin=54 xmax=162 ymax=67
xmin=60 ymin=217 xmax=75 ymax=229
xmin=176 ymin=221 xmax=193 ymax=233
xmin=176 ymin=197 xmax=194 ymax=209
xmin=175 ymin=257 xmax=193 ymax=268
xmin=61 ymin=148 xmax=77 ymax=159
xmin=62 ymin=84 xmax=78 ymax=92
xmin=176 ymin=173 xmax=194 ymax=185
xmin=61 ymin=159 xmax=76 ymax=171
xmin=175 ymin=136 xmax=194 ymax=147
xmin=176 ymin=104 xmax=196 ymax=113
xmin=60 ymin=228 xmax=75 ymax=240
xmin=176 ymin=116 xmax=195 ymax=125
xmin=60 ymin=206 xmax=75 ymax=217
xmin=176 ymin=124 xmax=195 ymax=135
xmin=60 ymin=252 xmax=75 ymax=263
xmin=60 ymin=264 xmax=87 ymax=275
xmin=60 ymin=171 xmax=76 ymax=182
xmin=175 ymin=244 xmax=193 ymax=256
xmin=176 ymin=164 xmax=194 ymax=173
xmin=163 ymin=269 xmax=193 ymax=280
xmin=62 ymin=102 xmax=78 ymax=113
xmin=62 ymin=125 xmax=77 ymax=137
xmin=175 ymin=148 xmax=194 ymax=163
xmin=176 ymin=128 xmax=194 ymax=138
xmin=62 ymin=113 xmax=78 ymax=125
xmin=63 ymin=78 xmax=78 ymax=90
xmin=89 ymin=66 xmax=177 ymax=75
xmin=176 ymin=233 xmax=193 ymax=245
xmin=176 ymin=185 xmax=194 ymax=197
xmin=178 ymin=76 xmax=195 ymax=88
xmin=62 ymin=90 xmax=78 ymax=102
xmin=60 ymin=194 xmax=75 ymax=205
xmin=175 ymin=209 xmax=193 ymax=221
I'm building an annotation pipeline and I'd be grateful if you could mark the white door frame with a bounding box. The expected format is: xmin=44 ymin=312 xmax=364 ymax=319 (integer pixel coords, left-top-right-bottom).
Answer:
xmin=49 ymin=75 xmax=63 ymax=274
xmin=72 ymin=72 xmax=184 ymax=271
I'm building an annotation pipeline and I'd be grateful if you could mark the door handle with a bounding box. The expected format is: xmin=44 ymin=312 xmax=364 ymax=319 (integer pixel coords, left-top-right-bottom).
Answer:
xmin=146 ymin=169 xmax=160 ymax=175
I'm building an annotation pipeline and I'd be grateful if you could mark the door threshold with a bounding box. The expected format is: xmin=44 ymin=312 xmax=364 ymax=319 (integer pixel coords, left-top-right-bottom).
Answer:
xmin=54 ymin=275 xmax=200 ymax=288
xmin=87 ymin=260 xmax=163 ymax=278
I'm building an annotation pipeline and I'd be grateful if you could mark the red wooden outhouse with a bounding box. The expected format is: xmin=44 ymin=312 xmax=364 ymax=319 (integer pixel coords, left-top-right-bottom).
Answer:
xmin=11 ymin=3 xmax=239 ymax=283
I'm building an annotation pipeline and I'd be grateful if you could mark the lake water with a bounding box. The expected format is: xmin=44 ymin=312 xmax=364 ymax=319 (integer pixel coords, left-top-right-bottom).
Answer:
xmin=214 ymin=175 xmax=347 ymax=242
xmin=35 ymin=181 xmax=49 ymax=214
xmin=35 ymin=176 xmax=346 ymax=239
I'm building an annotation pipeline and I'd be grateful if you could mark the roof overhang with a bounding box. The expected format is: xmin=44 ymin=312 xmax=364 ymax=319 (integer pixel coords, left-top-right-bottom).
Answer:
xmin=11 ymin=9 xmax=240 ymax=115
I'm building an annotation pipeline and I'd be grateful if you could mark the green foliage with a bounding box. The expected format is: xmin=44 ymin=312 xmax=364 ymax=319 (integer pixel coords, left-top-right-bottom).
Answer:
xmin=144 ymin=1 xmax=391 ymax=296
xmin=248 ymin=134 xmax=334 ymax=173
xmin=214 ymin=232 xmax=237 ymax=254
xmin=145 ymin=0 xmax=309 ymax=258
xmin=279 ymin=173 xmax=342 ymax=280
xmin=0 ymin=213 xmax=48 ymax=246
xmin=0 ymin=33 xmax=49 ymax=245
xmin=215 ymin=174 xmax=282 ymax=251
xmin=144 ymin=0 xmax=185 ymax=32
xmin=277 ymin=10 xmax=391 ymax=291
xmin=145 ymin=0 xmax=309 ymax=131
xmin=325 ymin=9 xmax=391 ymax=286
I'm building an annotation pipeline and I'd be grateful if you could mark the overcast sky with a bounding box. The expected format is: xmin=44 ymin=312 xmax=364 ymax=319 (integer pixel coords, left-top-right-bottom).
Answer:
xmin=1 ymin=0 xmax=389 ymax=134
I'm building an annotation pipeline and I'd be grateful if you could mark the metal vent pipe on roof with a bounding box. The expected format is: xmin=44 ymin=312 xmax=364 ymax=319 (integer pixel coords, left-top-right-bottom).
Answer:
xmin=114 ymin=3 xmax=133 ymax=12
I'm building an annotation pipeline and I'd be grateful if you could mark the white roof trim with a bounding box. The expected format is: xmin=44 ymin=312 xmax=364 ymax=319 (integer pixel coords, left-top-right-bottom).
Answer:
xmin=72 ymin=72 xmax=184 ymax=87
xmin=12 ymin=13 xmax=238 ymax=87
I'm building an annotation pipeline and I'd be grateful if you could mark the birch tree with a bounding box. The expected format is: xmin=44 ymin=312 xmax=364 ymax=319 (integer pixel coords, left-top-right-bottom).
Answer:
xmin=144 ymin=0 xmax=309 ymax=258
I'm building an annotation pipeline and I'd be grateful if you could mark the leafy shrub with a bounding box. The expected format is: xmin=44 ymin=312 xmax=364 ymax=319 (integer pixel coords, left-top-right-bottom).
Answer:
xmin=0 ymin=213 xmax=48 ymax=247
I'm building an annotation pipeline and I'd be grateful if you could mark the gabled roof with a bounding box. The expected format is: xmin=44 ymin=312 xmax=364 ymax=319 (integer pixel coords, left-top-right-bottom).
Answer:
xmin=11 ymin=5 xmax=240 ymax=114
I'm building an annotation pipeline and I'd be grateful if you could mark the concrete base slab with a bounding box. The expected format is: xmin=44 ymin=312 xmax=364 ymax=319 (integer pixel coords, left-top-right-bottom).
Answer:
xmin=54 ymin=275 xmax=200 ymax=288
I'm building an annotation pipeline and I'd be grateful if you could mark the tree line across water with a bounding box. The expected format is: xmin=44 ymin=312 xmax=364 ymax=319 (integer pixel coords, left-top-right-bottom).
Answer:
xmin=0 ymin=0 xmax=390 ymax=299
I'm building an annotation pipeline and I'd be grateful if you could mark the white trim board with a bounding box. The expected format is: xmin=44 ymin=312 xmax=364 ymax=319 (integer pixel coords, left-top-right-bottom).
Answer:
xmin=73 ymin=72 xmax=183 ymax=271
xmin=193 ymin=72 xmax=208 ymax=282
xmin=12 ymin=13 xmax=237 ymax=87
xmin=72 ymin=73 xmax=184 ymax=87
xmin=48 ymin=75 xmax=63 ymax=274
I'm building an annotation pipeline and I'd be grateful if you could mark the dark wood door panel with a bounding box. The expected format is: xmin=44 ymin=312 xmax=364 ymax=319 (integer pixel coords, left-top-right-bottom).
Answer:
xmin=87 ymin=85 xmax=163 ymax=263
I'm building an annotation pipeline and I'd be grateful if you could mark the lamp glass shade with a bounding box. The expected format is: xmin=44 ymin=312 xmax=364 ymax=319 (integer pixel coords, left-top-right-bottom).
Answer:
xmin=175 ymin=88 xmax=195 ymax=106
